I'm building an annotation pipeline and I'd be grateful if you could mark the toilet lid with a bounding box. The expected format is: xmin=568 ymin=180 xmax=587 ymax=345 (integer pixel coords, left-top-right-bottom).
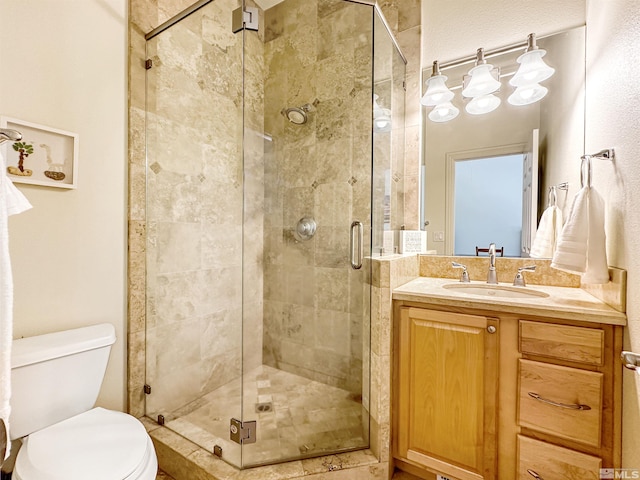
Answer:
xmin=17 ymin=407 xmax=150 ymax=480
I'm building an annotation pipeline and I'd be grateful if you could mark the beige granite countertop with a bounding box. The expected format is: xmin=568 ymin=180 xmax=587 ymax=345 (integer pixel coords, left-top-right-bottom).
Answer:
xmin=393 ymin=276 xmax=627 ymax=325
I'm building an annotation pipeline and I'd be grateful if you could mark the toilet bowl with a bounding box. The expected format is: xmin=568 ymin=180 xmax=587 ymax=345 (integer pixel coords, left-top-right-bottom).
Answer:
xmin=13 ymin=408 xmax=157 ymax=480
xmin=9 ymin=324 xmax=157 ymax=480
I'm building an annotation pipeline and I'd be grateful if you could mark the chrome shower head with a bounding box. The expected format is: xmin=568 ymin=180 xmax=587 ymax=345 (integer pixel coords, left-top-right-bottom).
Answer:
xmin=281 ymin=104 xmax=311 ymax=125
xmin=0 ymin=128 xmax=22 ymax=144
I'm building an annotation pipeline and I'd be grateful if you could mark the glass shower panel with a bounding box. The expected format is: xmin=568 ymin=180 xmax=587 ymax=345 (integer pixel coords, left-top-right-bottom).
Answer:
xmin=242 ymin=0 xmax=375 ymax=467
xmin=372 ymin=12 xmax=406 ymax=255
xmin=144 ymin=0 xmax=244 ymax=468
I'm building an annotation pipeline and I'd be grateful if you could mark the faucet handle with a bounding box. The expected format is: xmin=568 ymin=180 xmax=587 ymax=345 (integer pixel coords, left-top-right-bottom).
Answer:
xmin=513 ymin=265 xmax=536 ymax=286
xmin=452 ymin=262 xmax=470 ymax=283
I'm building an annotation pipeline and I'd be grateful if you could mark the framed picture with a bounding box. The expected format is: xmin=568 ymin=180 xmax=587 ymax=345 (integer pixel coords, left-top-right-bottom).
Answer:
xmin=1 ymin=116 xmax=78 ymax=189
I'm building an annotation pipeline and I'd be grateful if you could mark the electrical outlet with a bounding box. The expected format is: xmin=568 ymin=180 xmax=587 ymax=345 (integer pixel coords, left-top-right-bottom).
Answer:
xmin=436 ymin=475 xmax=453 ymax=480
xmin=433 ymin=231 xmax=445 ymax=242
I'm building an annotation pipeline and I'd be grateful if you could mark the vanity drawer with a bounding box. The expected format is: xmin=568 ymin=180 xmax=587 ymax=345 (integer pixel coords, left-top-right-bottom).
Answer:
xmin=517 ymin=435 xmax=602 ymax=480
xmin=518 ymin=359 xmax=603 ymax=447
xmin=519 ymin=320 xmax=604 ymax=365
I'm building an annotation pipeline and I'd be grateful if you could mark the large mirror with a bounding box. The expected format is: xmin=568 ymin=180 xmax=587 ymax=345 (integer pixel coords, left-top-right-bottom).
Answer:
xmin=422 ymin=25 xmax=586 ymax=257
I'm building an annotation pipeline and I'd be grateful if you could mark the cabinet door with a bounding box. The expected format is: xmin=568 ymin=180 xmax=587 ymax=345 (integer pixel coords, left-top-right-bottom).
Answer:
xmin=396 ymin=307 xmax=499 ymax=480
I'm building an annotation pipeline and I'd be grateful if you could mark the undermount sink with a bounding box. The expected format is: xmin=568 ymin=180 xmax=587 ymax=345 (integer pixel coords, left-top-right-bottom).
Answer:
xmin=442 ymin=283 xmax=550 ymax=299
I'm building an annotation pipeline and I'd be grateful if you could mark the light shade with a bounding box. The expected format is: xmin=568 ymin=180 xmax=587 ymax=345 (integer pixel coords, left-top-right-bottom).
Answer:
xmin=428 ymin=101 xmax=460 ymax=123
xmin=510 ymin=50 xmax=555 ymax=86
xmin=462 ymin=64 xmax=501 ymax=98
xmin=465 ymin=94 xmax=501 ymax=115
xmin=373 ymin=94 xmax=392 ymax=132
xmin=508 ymin=83 xmax=548 ymax=106
xmin=421 ymin=75 xmax=455 ymax=106
xmin=422 ymin=61 xmax=455 ymax=107
xmin=510 ymin=34 xmax=555 ymax=87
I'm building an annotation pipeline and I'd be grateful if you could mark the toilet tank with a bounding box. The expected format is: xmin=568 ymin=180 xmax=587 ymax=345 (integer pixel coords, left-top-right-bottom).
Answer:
xmin=9 ymin=323 xmax=116 ymax=439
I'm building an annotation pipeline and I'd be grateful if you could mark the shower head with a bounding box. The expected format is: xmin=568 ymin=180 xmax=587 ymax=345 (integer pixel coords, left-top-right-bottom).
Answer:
xmin=281 ymin=104 xmax=312 ymax=125
xmin=0 ymin=128 xmax=22 ymax=144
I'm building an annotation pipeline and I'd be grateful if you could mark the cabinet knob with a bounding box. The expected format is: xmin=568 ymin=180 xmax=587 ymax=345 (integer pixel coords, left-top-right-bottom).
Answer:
xmin=487 ymin=325 xmax=497 ymax=334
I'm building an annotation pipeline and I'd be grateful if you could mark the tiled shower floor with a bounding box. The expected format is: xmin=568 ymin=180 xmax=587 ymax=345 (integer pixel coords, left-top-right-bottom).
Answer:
xmin=162 ymin=365 xmax=367 ymax=467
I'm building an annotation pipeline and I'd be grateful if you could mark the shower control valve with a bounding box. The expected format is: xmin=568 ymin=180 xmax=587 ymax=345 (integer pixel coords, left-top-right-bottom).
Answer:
xmin=294 ymin=217 xmax=317 ymax=241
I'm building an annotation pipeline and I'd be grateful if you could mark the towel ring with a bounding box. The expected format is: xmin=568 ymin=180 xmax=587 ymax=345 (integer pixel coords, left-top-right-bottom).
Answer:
xmin=581 ymin=156 xmax=592 ymax=188
xmin=548 ymin=186 xmax=557 ymax=207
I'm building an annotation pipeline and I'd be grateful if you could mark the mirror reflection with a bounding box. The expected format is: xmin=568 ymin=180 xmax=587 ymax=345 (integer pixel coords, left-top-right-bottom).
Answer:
xmin=423 ymin=25 xmax=585 ymax=257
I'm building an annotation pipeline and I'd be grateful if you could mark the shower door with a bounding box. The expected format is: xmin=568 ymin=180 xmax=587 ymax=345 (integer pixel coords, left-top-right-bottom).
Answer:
xmin=241 ymin=0 xmax=381 ymax=467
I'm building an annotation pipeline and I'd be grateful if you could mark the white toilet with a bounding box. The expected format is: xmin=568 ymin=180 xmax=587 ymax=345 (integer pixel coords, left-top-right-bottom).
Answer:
xmin=9 ymin=323 xmax=158 ymax=480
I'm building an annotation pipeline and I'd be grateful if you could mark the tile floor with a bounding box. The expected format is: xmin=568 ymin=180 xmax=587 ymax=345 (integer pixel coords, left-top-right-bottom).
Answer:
xmin=156 ymin=468 xmax=422 ymax=480
xmin=159 ymin=365 xmax=367 ymax=468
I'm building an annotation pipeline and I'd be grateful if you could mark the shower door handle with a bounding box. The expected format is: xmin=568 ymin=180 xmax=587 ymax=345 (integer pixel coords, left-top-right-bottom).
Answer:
xmin=350 ymin=221 xmax=363 ymax=270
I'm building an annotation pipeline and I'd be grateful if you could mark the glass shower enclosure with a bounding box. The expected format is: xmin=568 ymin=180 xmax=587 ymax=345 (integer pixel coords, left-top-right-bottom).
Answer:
xmin=144 ymin=0 xmax=405 ymax=469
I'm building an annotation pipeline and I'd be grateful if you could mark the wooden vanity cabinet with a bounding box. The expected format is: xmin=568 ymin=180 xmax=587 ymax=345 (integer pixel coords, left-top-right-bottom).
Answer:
xmin=393 ymin=306 xmax=499 ymax=480
xmin=392 ymin=302 xmax=623 ymax=480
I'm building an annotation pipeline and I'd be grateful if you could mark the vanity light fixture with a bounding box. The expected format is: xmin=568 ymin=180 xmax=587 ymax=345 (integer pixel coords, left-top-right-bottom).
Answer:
xmin=421 ymin=61 xmax=455 ymax=106
xmin=509 ymin=33 xmax=555 ymax=87
xmin=422 ymin=32 xmax=556 ymax=122
xmin=461 ymin=48 xmax=501 ymax=98
xmin=373 ymin=94 xmax=392 ymax=132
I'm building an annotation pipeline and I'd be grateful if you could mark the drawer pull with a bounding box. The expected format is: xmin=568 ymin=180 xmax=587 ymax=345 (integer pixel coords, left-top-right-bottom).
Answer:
xmin=527 ymin=469 xmax=544 ymax=480
xmin=528 ymin=392 xmax=591 ymax=410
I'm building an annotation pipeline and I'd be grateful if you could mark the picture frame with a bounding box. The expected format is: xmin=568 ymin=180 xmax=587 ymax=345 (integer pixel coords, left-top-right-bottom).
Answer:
xmin=1 ymin=116 xmax=78 ymax=189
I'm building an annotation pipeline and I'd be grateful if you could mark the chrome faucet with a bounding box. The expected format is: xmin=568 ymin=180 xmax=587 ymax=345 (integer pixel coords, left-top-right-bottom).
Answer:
xmin=487 ymin=243 xmax=498 ymax=284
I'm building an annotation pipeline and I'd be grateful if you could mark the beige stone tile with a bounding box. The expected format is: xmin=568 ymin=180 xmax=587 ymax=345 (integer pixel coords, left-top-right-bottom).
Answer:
xmin=128 ymin=329 xmax=146 ymax=417
xmin=397 ymin=0 xmax=421 ymax=32
xmin=403 ymin=175 xmax=420 ymax=231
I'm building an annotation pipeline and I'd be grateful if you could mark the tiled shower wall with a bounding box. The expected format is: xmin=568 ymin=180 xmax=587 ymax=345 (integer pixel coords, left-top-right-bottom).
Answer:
xmin=260 ymin=0 xmax=373 ymax=394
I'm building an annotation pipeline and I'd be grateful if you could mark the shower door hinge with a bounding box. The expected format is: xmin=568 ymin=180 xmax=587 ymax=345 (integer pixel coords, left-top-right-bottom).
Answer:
xmin=145 ymin=59 xmax=153 ymax=70
xmin=144 ymin=384 xmax=152 ymax=394
xmin=232 ymin=7 xmax=259 ymax=33
xmin=229 ymin=418 xmax=257 ymax=444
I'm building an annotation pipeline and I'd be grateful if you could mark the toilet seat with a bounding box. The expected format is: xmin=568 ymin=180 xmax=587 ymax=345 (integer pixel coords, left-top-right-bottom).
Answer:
xmin=14 ymin=407 xmax=157 ymax=480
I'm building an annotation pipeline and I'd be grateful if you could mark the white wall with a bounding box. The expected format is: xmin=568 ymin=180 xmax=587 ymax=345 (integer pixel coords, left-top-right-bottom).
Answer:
xmin=0 ymin=0 xmax=128 ymax=410
xmin=585 ymin=0 xmax=640 ymax=467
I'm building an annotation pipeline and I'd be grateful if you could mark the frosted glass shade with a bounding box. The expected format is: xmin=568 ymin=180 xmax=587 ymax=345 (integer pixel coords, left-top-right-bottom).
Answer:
xmin=428 ymin=102 xmax=460 ymax=123
xmin=461 ymin=64 xmax=501 ymax=97
xmin=508 ymin=83 xmax=548 ymax=106
xmin=421 ymin=74 xmax=455 ymax=106
xmin=465 ymin=94 xmax=501 ymax=115
xmin=509 ymin=49 xmax=555 ymax=87
xmin=373 ymin=94 xmax=392 ymax=132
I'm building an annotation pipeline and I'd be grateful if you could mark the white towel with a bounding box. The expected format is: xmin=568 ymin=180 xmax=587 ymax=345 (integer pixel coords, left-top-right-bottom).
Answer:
xmin=551 ymin=186 xmax=609 ymax=284
xmin=0 ymin=150 xmax=32 ymax=460
xmin=530 ymin=205 xmax=563 ymax=258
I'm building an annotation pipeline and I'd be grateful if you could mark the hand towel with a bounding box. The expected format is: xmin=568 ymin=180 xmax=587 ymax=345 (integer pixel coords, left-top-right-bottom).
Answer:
xmin=530 ymin=205 xmax=563 ymax=258
xmin=551 ymin=186 xmax=609 ymax=284
xmin=582 ymin=187 xmax=609 ymax=284
xmin=0 ymin=150 xmax=32 ymax=460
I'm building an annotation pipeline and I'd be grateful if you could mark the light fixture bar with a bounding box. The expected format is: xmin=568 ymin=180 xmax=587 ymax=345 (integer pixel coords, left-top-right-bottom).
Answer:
xmin=437 ymin=28 xmax=577 ymax=71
